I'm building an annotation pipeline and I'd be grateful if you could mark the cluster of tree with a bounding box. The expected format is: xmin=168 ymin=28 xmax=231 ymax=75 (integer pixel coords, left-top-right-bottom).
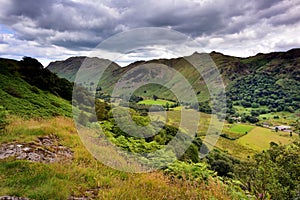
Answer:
xmin=204 ymin=149 xmax=240 ymax=177
xmin=235 ymin=141 xmax=300 ymax=200
xmin=188 ymin=101 xmax=212 ymax=114
xmin=19 ymin=57 xmax=73 ymax=101
xmin=92 ymin=105 xmax=208 ymax=164
xmin=95 ymin=90 xmax=111 ymax=102
xmin=227 ymin=74 xmax=300 ymax=113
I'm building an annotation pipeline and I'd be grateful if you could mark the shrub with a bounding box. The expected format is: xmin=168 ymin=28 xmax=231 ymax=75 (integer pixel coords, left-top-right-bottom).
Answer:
xmin=0 ymin=106 xmax=8 ymax=129
xmin=3 ymin=86 xmax=23 ymax=98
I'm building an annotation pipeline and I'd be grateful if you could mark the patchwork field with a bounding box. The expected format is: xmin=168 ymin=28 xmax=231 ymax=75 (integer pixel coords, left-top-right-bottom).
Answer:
xmin=237 ymin=127 xmax=297 ymax=151
xmin=162 ymin=110 xmax=298 ymax=159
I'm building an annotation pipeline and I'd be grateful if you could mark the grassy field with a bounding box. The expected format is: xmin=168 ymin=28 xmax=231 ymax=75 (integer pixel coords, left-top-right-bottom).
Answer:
xmin=259 ymin=111 xmax=300 ymax=125
xmin=234 ymin=105 xmax=300 ymax=129
xmin=210 ymin=137 xmax=257 ymax=159
xmin=228 ymin=124 xmax=255 ymax=133
xmin=237 ymin=127 xmax=297 ymax=151
xmin=234 ymin=105 xmax=269 ymax=115
xmin=163 ymin=110 xmax=298 ymax=159
xmin=138 ymin=99 xmax=176 ymax=107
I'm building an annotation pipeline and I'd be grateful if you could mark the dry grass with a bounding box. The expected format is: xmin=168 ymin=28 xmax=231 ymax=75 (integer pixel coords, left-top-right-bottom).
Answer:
xmin=0 ymin=116 xmax=238 ymax=200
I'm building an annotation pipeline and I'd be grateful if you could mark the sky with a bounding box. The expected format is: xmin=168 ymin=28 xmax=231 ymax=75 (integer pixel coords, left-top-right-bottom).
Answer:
xmin=0 ymin=0 xmax=300 ymax=66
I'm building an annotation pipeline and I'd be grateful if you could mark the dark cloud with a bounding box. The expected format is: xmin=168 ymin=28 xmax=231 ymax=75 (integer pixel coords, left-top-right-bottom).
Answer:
xmin=253 ymin=0 xmax=282 ymax=10
xmin=7 ymin=0 xmax=54 ymax=19
xmin=0 ymin=0 xmax=299 ymax=56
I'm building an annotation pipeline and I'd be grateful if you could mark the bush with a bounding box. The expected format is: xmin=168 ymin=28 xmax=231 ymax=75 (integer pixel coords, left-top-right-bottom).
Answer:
xmin=164 ymin=161 xmax=216 ymax=182
xmin=3 ymin=86 xmax=23 ymax=98
xmin=211 ymin=159 xmax=234 ymax=177
xmin=0 ymin=106 xmax=8 ymax=129
xmin=30 ymin=86 xmax=40 ymax=94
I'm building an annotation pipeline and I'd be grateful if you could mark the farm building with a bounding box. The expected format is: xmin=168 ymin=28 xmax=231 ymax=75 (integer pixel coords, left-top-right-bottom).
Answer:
xmin=274 ymin=125 xmax=292 ymax=131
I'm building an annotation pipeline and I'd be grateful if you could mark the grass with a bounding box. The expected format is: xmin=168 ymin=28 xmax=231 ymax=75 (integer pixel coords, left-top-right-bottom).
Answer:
xmin=0 ymin=116 xmax=238 ymax=199
xmin=234 ymin=105 xmax=300 ymax=129
xmin=0 ymin=74 xmax=72 ymax=119
xmin=163 ymin=109 xmax=298 ymax=159
xmin=259 ymin=111 xmax=300 ymax=126
xmin=209 ymin=137 xmax=257 ymax=159
xmin=138 ymin=99 xmax=176 ymax=107
xmin=228 ymin=124 xmax=255 ymax=134
xmin=237 ymin=127 xmax=297 ymax=152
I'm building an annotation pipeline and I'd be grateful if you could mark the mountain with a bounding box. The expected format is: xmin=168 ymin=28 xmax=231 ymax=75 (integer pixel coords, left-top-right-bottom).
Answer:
xmin=47 ymin=48 xmax=300 ymax=102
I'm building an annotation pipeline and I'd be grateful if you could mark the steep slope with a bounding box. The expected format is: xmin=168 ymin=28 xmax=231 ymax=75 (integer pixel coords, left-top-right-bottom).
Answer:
xmin=0 ymin=57 xmax=72 ymax=118
xmin=47 ymin=56 xmax=121 ymax=83
xmin=226 ymin=49 xmax=300 ymax=113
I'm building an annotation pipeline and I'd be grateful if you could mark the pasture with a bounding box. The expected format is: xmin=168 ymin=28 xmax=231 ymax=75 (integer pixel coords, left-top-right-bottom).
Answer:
xmin=138 ymin=99 xmax=176 ymax=106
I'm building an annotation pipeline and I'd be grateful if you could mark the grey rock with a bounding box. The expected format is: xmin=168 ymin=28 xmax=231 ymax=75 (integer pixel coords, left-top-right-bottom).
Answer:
xmin=0 ymin=196 xmax=29 ymax=200
xmin=0 ymin=135 xmax=73 ymax=163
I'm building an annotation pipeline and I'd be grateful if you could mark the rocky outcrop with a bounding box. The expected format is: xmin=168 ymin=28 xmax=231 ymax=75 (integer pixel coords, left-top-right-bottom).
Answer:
xmin=0 ymin=196 xmax=29 ymax=200
xmin=0 ymin=135 xmax=73 ymax=163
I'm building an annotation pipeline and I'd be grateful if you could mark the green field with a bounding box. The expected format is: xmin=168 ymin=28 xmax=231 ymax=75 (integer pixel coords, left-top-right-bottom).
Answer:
xmin=228 ymin=124 xmax=255 ymax=133
xmin=237 ymin=127 xmax=297 ymax=151
xmin=138 ymin=99 xmax=175 ymax=106
xmin=220 ymin=124 xmax=255 ymax=140
xmin=162 ymin=109 xmax=298 ymax=159
xmin=259 ymin=111 xmax=300 ymax=125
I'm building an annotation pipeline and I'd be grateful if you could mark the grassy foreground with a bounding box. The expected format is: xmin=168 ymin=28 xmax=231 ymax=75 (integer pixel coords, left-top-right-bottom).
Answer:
xmin=0 ymin=116 xmax=238 ymax=199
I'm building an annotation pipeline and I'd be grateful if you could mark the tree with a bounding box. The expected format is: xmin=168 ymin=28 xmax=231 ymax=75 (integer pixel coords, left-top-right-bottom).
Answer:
xmin=211 ymin=159 xmax=234 ymax=177
xmin=235 ymin=141 xmax=300 ymax=200
xmin=165 ymin=102 xmax=169 ymax=111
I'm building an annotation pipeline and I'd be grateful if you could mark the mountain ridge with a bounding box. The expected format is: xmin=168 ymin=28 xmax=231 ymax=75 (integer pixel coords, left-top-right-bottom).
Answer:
xmin=46 ymin=48 xmax=300 ymax=101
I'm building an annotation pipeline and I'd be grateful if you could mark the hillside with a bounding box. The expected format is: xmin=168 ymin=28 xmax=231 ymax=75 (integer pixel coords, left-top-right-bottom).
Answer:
xmin=0 ymin=57 xmax=72 ymax=118
xmin=47 ymin=49 xmax=300 ymax=102
xmin=1 ymin=55 xmax=300 ymax=199
xmin=0 ymin=57 xmax=249 ymax=199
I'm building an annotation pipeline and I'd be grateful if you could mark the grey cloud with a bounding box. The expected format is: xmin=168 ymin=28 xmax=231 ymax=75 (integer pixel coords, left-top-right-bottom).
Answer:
xmin=0 ymin=0 xmax=299 ymax=53
xmin=6 ymin=0 xmax=54 ymax=19
xmin=253 ymin=0 xmax=282 ymax=10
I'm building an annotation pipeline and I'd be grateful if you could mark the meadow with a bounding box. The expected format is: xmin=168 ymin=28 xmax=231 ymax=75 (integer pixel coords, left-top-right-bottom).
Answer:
xmin=138 ymin=99 xmax=176 ymax=107
xmin=237 ymin=127 xmax=297 ymax=151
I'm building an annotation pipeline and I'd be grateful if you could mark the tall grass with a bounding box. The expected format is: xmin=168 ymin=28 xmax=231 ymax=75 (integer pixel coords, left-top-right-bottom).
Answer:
xmin=0 ymin=116 xmax=240 ymax=199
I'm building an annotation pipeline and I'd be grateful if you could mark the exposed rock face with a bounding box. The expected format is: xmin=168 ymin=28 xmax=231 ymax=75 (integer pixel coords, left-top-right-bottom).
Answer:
xmin=0 ymin=135 xmax=73 ymax=163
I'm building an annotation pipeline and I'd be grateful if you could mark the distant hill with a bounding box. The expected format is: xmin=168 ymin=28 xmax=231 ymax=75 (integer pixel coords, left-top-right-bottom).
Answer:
xmin=0 ymin=57 xmax=72 ymax=118
xmin=47 ymin=48 xmax=300 ymax=104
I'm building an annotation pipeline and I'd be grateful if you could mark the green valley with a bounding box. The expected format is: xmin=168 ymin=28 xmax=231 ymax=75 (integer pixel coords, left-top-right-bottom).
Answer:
xmin=1 ymin=49 xmax=300 ymax=199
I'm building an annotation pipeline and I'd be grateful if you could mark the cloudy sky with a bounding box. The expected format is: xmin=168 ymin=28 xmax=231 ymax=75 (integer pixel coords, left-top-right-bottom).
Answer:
xmin=0 ymin=0 xmax=300 ymax=66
